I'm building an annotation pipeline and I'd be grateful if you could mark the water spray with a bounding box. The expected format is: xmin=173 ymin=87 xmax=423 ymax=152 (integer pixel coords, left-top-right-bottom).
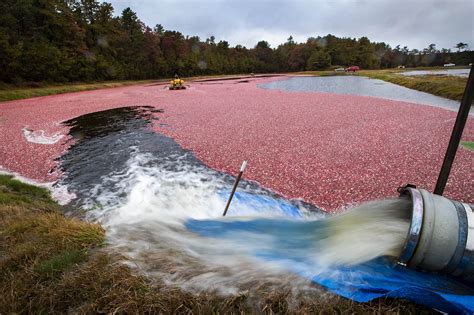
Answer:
xmin=222 ymin=161 xmax=247 ymax=216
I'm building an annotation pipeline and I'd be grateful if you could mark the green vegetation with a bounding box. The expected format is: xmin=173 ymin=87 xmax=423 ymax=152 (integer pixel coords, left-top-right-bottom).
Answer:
xmin=357 ymin=69 xmax=468 ymax=101
xmin=0 ymin=80 xmax=154 ymax=102
xmin=0 ymin=0 xmax=472 ymax=84
xmin=306 ymin=49 xmax=332 ymax=70
xmin=0 ymin=174 xmax=431 ymax=313
xmin=0 ymin=175 xmax=57 ymax=208
xmin=461 ymin=141 xmax=474 ymax=151
xmin=37 ymin=248 xmax=87 ymax=277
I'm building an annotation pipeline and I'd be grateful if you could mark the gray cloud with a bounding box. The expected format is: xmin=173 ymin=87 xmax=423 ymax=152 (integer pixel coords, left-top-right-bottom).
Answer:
xmin=108 ymin=0 xmax=474 ymax=50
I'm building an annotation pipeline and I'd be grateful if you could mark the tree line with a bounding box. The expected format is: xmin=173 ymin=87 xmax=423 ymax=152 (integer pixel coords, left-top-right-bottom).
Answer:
xmin=1 ymin=0 xmax=473 ymax=83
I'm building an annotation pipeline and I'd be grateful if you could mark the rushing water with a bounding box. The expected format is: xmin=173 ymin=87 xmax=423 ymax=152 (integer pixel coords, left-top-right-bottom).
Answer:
xmin=259 ymin=76 xmax=468 ymax=113
xmin=56 ymin=106 xmax=411 ymax=294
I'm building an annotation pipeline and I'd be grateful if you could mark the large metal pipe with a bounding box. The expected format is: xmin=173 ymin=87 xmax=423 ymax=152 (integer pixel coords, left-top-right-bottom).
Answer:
xmin=398 ymin=187 xmax=474 ymax=281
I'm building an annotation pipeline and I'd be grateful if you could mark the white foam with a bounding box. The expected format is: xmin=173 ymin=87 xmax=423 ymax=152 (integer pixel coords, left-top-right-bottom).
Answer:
xmin=79 ymin=151 xmax=409 ymax=294
xmin=22 ymin=127 xmax=64 ymax=144
xmin=51 ymin=184 xmax=77 ymax=205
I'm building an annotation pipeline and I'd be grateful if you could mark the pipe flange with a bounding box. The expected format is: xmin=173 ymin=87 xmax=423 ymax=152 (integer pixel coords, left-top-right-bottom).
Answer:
xmin=398 ymin=187 xmax=424 ymax=266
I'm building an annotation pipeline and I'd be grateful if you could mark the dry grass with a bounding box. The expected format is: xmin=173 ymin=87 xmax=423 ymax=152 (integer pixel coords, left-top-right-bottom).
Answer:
xmin=0 ymin=175 xmax=434 ymax=314
xmin=4 ymin=249 xmax=431 ymax=314
xmin=41 ymin=252 xmax=432 ymax=314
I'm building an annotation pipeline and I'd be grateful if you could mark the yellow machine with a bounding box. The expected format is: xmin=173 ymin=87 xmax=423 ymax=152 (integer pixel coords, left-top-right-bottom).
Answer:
xmin=169 ymin=78 xmax=186 ymax=90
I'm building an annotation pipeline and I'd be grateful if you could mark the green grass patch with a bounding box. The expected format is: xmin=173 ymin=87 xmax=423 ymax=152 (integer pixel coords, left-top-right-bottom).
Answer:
xmin=0 ymin=174 xmax=52 ymax=200
xmin=0 ymin=174 xmax=58 ymax=212
xmin=461 ymin=141 xmax=474 ymax=151
xmin=37 ymin=249 xmax=87 ymax=277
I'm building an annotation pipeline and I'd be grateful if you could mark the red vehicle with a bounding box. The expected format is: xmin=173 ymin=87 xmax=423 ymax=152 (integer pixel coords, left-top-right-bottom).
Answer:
xmin=345 ymin=66 xmax=360 ymax=72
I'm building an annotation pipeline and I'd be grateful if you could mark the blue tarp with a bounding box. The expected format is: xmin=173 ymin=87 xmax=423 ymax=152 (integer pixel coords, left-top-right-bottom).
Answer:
xmin=186 ymin=191 xmax=474 ymax=314
xmin=216 ymin=190 xmax=304 ymax=218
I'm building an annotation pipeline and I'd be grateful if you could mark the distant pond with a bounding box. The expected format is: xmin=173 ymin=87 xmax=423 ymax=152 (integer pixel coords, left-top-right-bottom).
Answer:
xmin=259 ymin=76 xmax=469 ymax=114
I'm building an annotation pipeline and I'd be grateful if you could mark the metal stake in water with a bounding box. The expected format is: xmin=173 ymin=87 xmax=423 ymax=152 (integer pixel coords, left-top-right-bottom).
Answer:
xmin=222 ymin=161 xmax=247 ymax=216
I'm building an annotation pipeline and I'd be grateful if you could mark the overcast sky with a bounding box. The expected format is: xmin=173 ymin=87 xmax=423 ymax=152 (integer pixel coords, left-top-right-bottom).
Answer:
xmin=108 ymin=0 xmax=473 ymax=50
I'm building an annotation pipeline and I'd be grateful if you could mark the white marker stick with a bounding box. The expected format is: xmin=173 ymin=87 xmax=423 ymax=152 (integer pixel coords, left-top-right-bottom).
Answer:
xmin=223 ymin=160 xmax=248 ymax=216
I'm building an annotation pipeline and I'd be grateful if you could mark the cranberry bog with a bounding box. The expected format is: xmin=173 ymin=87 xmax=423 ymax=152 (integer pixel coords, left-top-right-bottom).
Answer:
xmin=1 ymin=75 xmax=472 ymax=211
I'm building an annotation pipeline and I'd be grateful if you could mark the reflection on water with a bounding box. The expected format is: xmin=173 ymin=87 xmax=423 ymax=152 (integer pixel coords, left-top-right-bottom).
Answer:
xmin=259 ymin=76 xmax=468 ymax=113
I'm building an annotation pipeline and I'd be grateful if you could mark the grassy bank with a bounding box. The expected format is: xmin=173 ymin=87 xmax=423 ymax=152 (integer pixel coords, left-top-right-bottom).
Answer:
xmin=0 ymin=174 xmax=432 ymax=313
xmin=0 ymin=80 xmax=156 ymax=102
xmin=357 ymin=69 xmax=468 ymax=101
